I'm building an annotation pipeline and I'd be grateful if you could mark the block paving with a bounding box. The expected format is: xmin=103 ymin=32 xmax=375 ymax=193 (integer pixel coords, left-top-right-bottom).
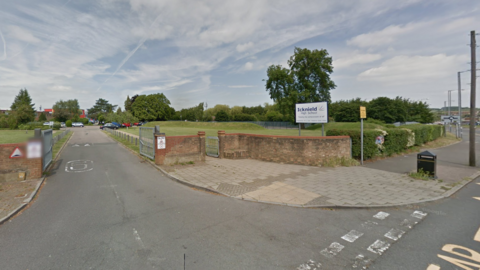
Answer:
xmin=167 ymin=157 xmax=470 ymax=207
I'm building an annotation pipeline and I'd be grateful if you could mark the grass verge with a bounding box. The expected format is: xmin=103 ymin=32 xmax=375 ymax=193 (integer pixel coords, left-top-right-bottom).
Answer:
xmin=0 ymin=130 xmax=59 ymax=144
xmin=103 ymin=130 xmax=141 ymax=155
xmin=52 ymin=131 xmax=73 ymax=159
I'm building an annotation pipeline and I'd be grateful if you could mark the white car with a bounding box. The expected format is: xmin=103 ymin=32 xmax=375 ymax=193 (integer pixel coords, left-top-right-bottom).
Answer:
xmin=72 ymin=122 xmax=84 ymax=127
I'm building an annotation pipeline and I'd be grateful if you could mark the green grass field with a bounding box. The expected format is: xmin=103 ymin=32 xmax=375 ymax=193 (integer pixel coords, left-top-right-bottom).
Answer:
xmin=118 ymin=121 xmax=388 ymax=137
xmin=0 ymin=130 xmax=59 ymax=144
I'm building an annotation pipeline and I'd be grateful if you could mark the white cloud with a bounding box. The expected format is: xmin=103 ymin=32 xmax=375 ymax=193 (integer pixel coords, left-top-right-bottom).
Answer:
xmin=347 ymin=23 xmax=420 ymax=48
xmin=357 ymin=54 xmax=467 ymax=85
xmin=236 ymin=42 xmax=254 ymax=52
xmin=8 ymin=25 xmax=41 ymax=44
xmin=334 ymin=53 xmax=382 ymax=69
xmin=244 ymin=62 xmax=253 ymax=70
xmin=228 ymin=85 xmax=255 ymax=88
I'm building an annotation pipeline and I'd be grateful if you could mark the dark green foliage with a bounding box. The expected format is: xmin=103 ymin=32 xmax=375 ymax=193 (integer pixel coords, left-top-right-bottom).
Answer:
xmin=265 ymin=111 xmax=284 ymax=121
xmin=383 ymin=129 xmax=410 ymax=156
xmin=52 ymin=123 xmax=61 ymax=130
xmin=66 ymin=120 xmax=72 ymax=127
xmin=38 ymin=112 xmax=47 ymax=121
xmin=10 ymin=89 xmax=36 ymax=125
xmin=87 ymin=98 xmax=117 ymax=119
xmin=131 ymin=93 xmax=173 ymax=121
xmin=124 ymin=95 xmax=132 ymax=112
xmin=403 ymin=124 xmax=443 ymax=146
xmin=327 ymin=129 xmax=382 ymax=159
xmin=265 ymin=47 xmax=336 ymax=122
xmin=53 ymin=99 xmax=81 ymax=122
xmin=215 ymin=111 xmax=230 ymax=122
xmin=233 ymin=113 xmax=257 ymax=121
xmin=242 ymin=105 xmax=265 ymax=115
xmin=80 ymin=118 xmax=89 ymax=125
xmin=333 ymin=102 xmax=361 ymax=122
xmin=172 ymin=103 xmax=204 ymax=121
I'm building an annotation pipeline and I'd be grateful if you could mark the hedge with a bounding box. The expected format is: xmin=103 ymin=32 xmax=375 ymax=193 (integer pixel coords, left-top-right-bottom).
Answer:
xmin=402 ymin=124 xmax=443 ymax=146
xmin=327 ymin=129 xmax=382 ymax=159
xmin=327 ymin=124 xmax=444 ymax=160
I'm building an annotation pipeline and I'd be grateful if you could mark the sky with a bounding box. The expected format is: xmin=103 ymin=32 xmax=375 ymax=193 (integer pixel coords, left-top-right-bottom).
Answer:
xmin=0 ymin=0 xmax=478 ymax=112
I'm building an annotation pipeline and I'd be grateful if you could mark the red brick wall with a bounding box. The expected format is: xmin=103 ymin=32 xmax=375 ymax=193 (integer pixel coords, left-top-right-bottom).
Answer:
xmin=155 ymin=133 xmax=205 ymax=165
xmin=219 ymin=133 xmax=351 ymax=166
xmin=0 ymin=143 xmax=43 ymax=181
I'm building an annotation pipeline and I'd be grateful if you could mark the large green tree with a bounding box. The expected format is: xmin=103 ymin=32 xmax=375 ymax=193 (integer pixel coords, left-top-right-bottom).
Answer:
xmin=10 ymin=89 xmax=36 ymax=124
xmin=124 ymin=95 xmax=132 ymax=112
xmin=131 ymin=93 xmax=173 ymax=121
xmin=53 ymin=99 xmax=81 ymax=122
xmin=265 ymin=47 xmax=336 ymax=122
xmin=87 ymin=98 xmax=117 ymax=120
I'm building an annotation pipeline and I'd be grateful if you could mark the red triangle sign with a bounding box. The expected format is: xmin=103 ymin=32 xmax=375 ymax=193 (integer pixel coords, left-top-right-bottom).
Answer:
xmin=10 ymin=147 xmax=24 ymax=159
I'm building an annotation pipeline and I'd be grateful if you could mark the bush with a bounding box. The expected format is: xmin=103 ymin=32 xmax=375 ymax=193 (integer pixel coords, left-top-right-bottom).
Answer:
xmin=215 ymin=111 xmax=230 ymax=122
xmin=53 ymin=123 xmax=61 ymax=130
xmin=327 ymin=129 xmax=382 ymax=159
xmin=383 ymin=129 xmax=410 ymax=156
xmin=233 ymin=113 xmax=257 ymax=121
xmin=66 ymin=120 xmax=72 ymax=127
xmin=80 ymin=118 xmax=89 ymax=125
xmin=403 ymin=124 xmax=442 ymax=146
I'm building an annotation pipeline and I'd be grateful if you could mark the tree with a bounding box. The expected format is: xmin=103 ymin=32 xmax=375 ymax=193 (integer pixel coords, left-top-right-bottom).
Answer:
xmin=116 ymin=107 xmax=122 ymax=114
xmin=53 ymin=99 xmax=81 ymax=122
xmin=131 ymin=93 xmax=173 ymax=121
xmin=87 ymin=98 xmax=117 ymax=119
xmin=38 ymin=112 xmax=47 ymax=122
xmin=10 ymin=89 xmax=35 ymax=124
xmin=215 ymin=110 xmax=230 ymax=122
xmin=124 ymin=95 xmax=132 ymax=112
xmin=265 ymin=47 xmax=336 ymax=123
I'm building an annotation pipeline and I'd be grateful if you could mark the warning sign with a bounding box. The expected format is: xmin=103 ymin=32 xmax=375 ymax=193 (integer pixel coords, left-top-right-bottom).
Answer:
xmin=10 ymin=147 xmax=24 ymax=159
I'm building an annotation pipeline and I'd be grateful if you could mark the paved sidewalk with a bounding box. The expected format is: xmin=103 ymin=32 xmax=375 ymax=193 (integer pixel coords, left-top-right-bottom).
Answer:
xmin=0 ymin=179 xmax=43 ymax=223
xmin=160 ymin=156 xmax=479 ymax=207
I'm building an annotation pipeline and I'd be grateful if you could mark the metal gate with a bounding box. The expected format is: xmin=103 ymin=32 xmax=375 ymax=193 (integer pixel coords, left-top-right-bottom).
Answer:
xmin=206 ymin=136 xmax=219 ymax=157
xmin=139 ymin=127 xmax=155 ymax=159
xmin=42 ymin=129 xmax=53 ymax=171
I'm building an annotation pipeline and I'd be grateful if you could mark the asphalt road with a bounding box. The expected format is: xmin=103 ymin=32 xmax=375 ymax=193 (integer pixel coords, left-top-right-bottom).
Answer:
xmin=0 ymin=126 xmax=478 ymax=269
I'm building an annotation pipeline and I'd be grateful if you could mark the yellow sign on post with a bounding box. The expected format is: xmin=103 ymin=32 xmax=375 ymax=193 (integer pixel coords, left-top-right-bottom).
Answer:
xmin=360 ymin=106 xmax=367 ymax=119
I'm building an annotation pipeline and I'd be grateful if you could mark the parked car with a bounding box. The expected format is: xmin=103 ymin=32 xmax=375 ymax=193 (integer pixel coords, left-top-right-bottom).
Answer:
xmin=122 ymin=123 xmax=131 ymax=127
xmin=111 ymin=122 xmax=122 ymax=128
xmin=43 ymin=121 xmax=54 ymax=126
xmin=61 ymin=122 xmax=66 ymax=128
xmin=72 ymin=122 xmax=84 ymax=127
xmin=133 ymin=122 xmax=143 ymax=126
xmin=100 ymin=123 xmax=118 ymax=130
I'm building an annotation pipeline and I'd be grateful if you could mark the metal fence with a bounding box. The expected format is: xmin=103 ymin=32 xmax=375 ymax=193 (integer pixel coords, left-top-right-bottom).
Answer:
xmin=52 ymin=130 xmax=70 ymax=145
xmin=168 ymin=120 xmax=312 ymax=129
xmin=206 ymin=136 xmax=219 ymax=157
xmin=42 ymin=129 xmax=53 ymax=171
xmin=139 ymin=127 xmax=155 ymax=159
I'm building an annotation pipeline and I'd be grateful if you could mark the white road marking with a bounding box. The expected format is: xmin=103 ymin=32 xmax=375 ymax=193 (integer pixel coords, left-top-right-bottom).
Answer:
xmin=411 ymin=210 xmax=428 ymax=219
xmin=297 ymin=260 xmax=322 ymax=270
xmin=384 ymin=228 xmax=405 ymax=241
xmin=474 ymin=226 xmax=480 ymax=242
xmin=426 ymin=264 xmax=441 ymax=270
xmin=361 ymin=220 xmax=378 ymax=229
xmin=367 ymin=240 xmax=390 ymax=255
xmin=352 ymin=254 xmax=371 ymax=269
xmin=473 ymin=197 xmax=480 ymax=201
xmin=341 ymin=230 xmax=364 ymax=243
xmin=84 ymin=144 xmax=90 ymax=146
xmin=400 ymin=219 xmax=418 ymax=229
xmin=320 ymin=242 xmax=345 ymax=258
xmin=72 ymin=144 xmax=79 ymax=147
xmin=133 ymin=228 xmax=146 ymax=249
xmin=65 ymin=160 xmax=93 ymax=173
xmin=373 ymin=211 xmax=390 ymax=220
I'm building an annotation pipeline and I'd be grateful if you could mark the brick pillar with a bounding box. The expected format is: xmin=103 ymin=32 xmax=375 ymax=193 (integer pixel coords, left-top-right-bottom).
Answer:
xmin=154 ymin=133 xmax=166 ymax=165
xmin=198 ymin=131 xmax=205 ymax=162
xmin=218 ymin=130 xmax=225 ymax=159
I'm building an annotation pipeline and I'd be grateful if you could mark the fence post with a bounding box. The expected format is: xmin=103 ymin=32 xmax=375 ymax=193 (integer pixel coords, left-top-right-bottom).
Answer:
xmin=135 ymin=137 xmax=138 ymax=146
xmin=218 ymin=130 xmax=225 ymax=158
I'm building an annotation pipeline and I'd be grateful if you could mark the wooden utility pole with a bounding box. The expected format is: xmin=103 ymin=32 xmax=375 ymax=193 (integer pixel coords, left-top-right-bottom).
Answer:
xmin=469 ymin=30 xmax=477 ymax=167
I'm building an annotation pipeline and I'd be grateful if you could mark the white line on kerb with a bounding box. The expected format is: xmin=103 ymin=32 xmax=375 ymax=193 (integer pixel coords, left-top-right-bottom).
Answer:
xmin=341 ymin=230 xmax=364 ymax=243
xmin=133 ymin=228 xmax=146 ymax=249
xmin=426 ymin=264 xmax=441 ymax=270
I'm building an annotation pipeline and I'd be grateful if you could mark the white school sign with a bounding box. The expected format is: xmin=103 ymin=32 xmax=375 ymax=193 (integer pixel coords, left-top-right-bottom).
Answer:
xmin=295 ymin=102 xmax=328 ymax=123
